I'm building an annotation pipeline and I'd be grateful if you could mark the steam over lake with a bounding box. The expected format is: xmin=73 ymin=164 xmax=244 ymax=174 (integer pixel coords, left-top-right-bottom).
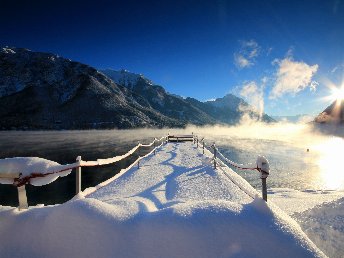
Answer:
xmin=1 ymin=123 xmax=343 ymax=206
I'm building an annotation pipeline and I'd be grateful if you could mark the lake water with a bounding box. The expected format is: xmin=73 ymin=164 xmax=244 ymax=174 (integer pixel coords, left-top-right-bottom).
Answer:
xmin=1 ymin=123 xmax=344 ymax=207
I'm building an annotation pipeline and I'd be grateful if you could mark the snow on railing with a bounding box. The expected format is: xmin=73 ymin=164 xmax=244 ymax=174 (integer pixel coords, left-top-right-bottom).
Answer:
xmin=0 ymin=136 xmax=168 ymax=210
xmin=193 ymin=135 xmax=270 ymax=201
xmin=1 ymin=134 xmax=269 ymax=210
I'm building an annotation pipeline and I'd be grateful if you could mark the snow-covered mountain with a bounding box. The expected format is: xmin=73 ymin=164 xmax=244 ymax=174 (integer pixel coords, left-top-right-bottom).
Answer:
xmin=102 ymin=69 xmax=217 ymax=125
xmin=102 ymin=69 xmax=275 ymax=125
xmin=204 ymin=94 xmax=274 ymax=123
xmin=0 ymin=47 xmax=274 ymax=129
xmin=205 ymin=94 xmax=244 ymax=110
xmin=314 ymin=99 xmax=344 ymax=124
xmin=0 ymin=47 xmax=182 ymax=129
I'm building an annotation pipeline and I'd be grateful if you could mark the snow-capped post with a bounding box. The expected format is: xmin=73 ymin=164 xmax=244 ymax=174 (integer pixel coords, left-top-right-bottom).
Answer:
xmin=17 ymin=185 xmax=28 ymax=210
xmin=213 ymin=143 xmax=217 ymax=169
xmin=256 ymin=156 xmax=270 ymax=202
xmin=76 ymin=156 xmax=82 ymax=195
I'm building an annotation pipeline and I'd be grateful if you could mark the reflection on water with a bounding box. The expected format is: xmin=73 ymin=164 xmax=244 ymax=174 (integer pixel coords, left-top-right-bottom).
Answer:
xmin=313 ymin=137 xmax=344 ymax=190
xmin=0 ymin=123 xmax=343 ymax=206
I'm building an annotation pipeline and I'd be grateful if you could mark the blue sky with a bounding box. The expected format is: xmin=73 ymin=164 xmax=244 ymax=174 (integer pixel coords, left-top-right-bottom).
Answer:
xmin=1 ymin=0 xmax=343 ymax=116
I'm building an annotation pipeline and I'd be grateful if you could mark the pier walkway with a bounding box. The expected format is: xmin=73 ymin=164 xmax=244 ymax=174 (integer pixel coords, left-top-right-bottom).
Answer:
xmin=87 ymin=142 xmax=252 ymax=211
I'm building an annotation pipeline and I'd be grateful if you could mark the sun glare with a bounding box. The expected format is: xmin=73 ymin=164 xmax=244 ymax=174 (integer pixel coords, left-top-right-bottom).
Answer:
xmin=330 ymin=85 xmax=344 ymax=101
xmin=323 ymin=78 xmax=344 ymax=102
xmin=314 ymin=137 xmax=344 ymax=189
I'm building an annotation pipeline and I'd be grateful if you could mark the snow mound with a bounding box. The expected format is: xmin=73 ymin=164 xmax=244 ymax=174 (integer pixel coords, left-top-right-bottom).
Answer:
xmin=265 ymin=188 xmax=344 ymax=257
xmin=294 ymin=196 xmax=344 ymax=257
xmin=0 ymin=157 xmax=72 ymax=186
xmin=0 ymin=196 xmax=325 ymax=258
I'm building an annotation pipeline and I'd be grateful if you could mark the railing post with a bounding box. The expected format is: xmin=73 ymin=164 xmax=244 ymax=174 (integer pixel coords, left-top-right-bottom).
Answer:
xmin=213 ymin=143 xmax=217 ymax=169
xmin=256 ymin=156 xmax=270 ymax=202
xmin=203 ymin=141 xmax=205 ymax=154
xmin=76 ymin=156 xmax=82 ymax=195
xmin=196 ymin=137 xmax=199 ymax=148
xmin=138 ymin=157 xmax=140 ymax=169
xmin=17 ymin=185 xmax=28 ymax=210
xmin=261 ymin=178 xmax=267 ymax=201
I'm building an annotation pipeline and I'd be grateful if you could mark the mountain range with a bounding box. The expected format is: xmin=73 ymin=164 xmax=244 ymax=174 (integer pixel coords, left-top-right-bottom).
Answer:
xmin=0 ymin=47 xmax=274 ymax=130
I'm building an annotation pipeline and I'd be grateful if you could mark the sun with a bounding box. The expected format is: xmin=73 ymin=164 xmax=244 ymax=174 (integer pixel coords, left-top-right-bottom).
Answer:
xmin=330 ymin=85 xmax=344 ymax=101
xmin=321 ymin=78 xmax=344 ymax=103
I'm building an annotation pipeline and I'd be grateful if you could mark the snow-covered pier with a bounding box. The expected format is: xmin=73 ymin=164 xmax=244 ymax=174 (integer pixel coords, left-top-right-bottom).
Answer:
xmin=0 ymin=137 xmax=326 ymax=258
xmin=86 ymin=141 xmax=253 ymax=211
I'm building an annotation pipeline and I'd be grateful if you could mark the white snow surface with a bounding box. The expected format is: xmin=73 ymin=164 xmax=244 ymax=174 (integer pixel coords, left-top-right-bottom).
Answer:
xmin=0 ymin=157 xmax=72 ymax=186
xmin=270 ymin=188 xmax=344 ymax=257
xmin=0 ymin=143 xmax=325 ymax=258
xmin=294 ymin=197 xmax=344 ymax=258
xmin=269 ymin=188 xmax=344 ymax=215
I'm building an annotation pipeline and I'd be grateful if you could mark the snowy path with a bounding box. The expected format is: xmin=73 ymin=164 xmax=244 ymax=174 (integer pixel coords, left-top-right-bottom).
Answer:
xmin=87 ymin=142 xmax=252 ymax=211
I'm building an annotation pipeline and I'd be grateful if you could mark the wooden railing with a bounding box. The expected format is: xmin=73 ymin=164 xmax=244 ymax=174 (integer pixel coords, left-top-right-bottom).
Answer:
xmin=193 ymin=135 xmax=270 ymax=201
xmin=0 ymin=136 xmax=168 ymax=210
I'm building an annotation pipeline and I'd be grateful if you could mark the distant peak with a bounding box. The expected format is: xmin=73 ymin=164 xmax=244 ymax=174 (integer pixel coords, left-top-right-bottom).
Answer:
xmin=101 ymin=69 xmax=154 ymax=88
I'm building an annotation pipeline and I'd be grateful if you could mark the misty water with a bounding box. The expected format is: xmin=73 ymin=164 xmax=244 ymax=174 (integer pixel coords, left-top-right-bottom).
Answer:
xmin=1 ymin=123 xmax=344 ymax=207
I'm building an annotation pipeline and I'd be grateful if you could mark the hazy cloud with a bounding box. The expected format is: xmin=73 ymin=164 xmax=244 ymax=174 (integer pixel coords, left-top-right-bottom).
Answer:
xmin=234 ymin=54 xmax=251 ymax=68
xmin=269 ymin=57 xmax=319 ymax=99
xmin=234 ymin=40 xmax=260 ymax=69
xmin=239 ymin=78 xmax=266 ymax=119
xmin=310 ymin=81 xmax=319 ymax=92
